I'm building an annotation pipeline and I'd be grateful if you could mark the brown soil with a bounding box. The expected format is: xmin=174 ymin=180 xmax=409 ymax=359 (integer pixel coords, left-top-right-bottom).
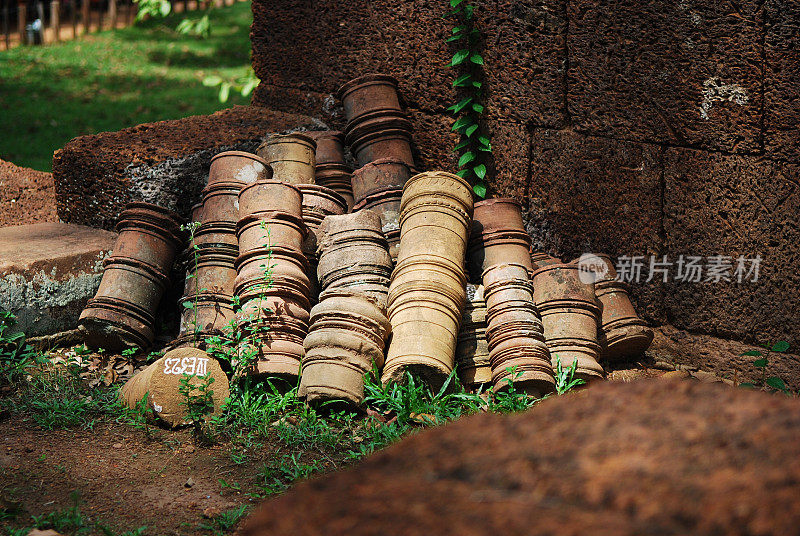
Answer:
xmin=0 ymin=413 xmax=341 ymax=535
xmin=0 ymin=158 xmax=58 ymax=227
xmin=243 ymin=378 xmax=800 ymax=536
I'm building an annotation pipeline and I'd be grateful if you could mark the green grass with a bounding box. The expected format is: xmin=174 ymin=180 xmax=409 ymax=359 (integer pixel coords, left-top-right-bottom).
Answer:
xmin=0 ymin=2 xmax=253 ymax=172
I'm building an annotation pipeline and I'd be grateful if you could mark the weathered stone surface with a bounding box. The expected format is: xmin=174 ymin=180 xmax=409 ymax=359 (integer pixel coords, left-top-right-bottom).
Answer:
xmin=250 ymin=0 xmax=566 ymax=127
xmin=244 ymin=379 xmax=800 ymax=536
xmin=524 ymin=128 xmax=664 ymax=321
xmin=406 ymin=108 xmax=458 ymax=174
xmin=486 ymin=120 xmax=529 ymax=199
xmin=663 ymin=148 xmax=800 ymax=347
xmin=649 ymin=324 xmax=800 ymax=390
xmin=0 ymin=159 xmax=57 ymax=227
xmin=52 ymin=106 xmax=320 ymax=231
xmin=764 ymin=0 xmax=800 ymax=161
xmin=0 ymin=223 xmax=117 ymax=337
xmin=250 ymin=0 xmax=451 ymax=118
xmin=475 ymin=0 xmax=566 ymax=126
xmin=567 ymin=0 xmax=763 ymax=153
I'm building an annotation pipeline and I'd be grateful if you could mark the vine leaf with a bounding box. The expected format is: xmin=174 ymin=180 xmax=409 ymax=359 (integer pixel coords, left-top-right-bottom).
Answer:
xmin=447 ymin=34 xmax=464 ymax=42
xmin=458 ymin=151 xmax=476 ymax=167
xmin=451 ymin=49 xmax=470 ymax=66
xmin=203 ymin=75 xmax=222 ymax=87
xmin=452 ymin=25 xmax=466 ymax=33
xmin=455 ymin=169 xmax=469 ymax=178
xmin=451 ymin=116 xmax=473 ymax=132
xmin=472 ymin=103 xmax=485 ymax=113
xmin=452 ymin=74 xmax=472 ymax=87
xmin=472 ymin=80 xmax=482 ymax=88
xmin=452 ymin=139 xmax=471 ymax=152
xmin=448 ymin=97 xmax=474 ymax=114
xmin=450 ymin=0 xmax=465 ymax=6
xmin=473 ymin=164 xmax=487 ymax=180
xmin=465 ymin=124 xmax=479 ymax=137
xmin=772 ymin=341 xmax=790 ymax=353
xmin=473 ymin=182 xmax=487 ymax=198
xmin=766 ymin=377 xmax=788 ymax=391
xmin=470 ymin=53 xmax=484 ymax=65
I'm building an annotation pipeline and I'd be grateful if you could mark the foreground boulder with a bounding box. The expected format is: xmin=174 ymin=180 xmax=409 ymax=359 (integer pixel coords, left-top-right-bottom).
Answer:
xmin=244 ymin=378 xmax=800 ymax=535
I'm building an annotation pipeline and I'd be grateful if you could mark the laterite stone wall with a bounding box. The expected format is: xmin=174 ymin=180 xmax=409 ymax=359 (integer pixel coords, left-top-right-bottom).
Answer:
xmin=52 ymin=106 xmax=320 ymax=229
xmin=250 ymin=0 xmax=800 ymax=355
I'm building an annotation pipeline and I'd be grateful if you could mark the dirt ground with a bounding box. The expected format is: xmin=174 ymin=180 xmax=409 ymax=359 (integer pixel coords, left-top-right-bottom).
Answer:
xmin=1 ymin=418 xmax=248 ymax=535
xmin=0 ymin=413 xmax=349 ymax=535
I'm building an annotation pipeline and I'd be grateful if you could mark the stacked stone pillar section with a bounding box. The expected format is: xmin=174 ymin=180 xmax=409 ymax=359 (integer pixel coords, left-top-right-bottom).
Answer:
xmin=340 ymin=74 xmax=416 ymax=263
xmin=575 ymin=253 xmax=653 ymax=361
xmin=315 ymin=210 xmax=393 ymax=307
xmin=299 ymin=210 xmax=393 ymax=406
xmin=297 ymin=184 xmax=348 ymax=300
xmin=467 ymin=198 xmax=555 ymax=394
xmin=308 ymin=131 xmax=355 ymax=211
xmin=299 ymin=290 xmax=391 ymax=408
xmin=258 ymin=133 xmax=347 ymax=302
xmin=79 ymin=202 xmax=184 ymax=351
xmin=383 ymin=171 xmax=474 ymax=389
xmin=234 ymin=180 xmax=310 ymax=379
xmin=532 ymin=263 xmax=605 ymax=381
xmin=455 ymin=284 xmax=492 ymax=389
xmin=483 ymin=263 xmax=555 ymax=395
xmin=173 ymin=151 xmax=272 ymax=349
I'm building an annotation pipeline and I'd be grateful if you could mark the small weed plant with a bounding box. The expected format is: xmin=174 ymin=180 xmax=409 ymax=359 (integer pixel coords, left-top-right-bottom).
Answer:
xmin=179 ymin=373 xmax=217 ymax=444
xmin=554 ymin=356 xmax=586 ymax=395
xmin=0 ymin=311 xmax=42 ymax=382
xmin=197 ymin=504 xmax=250 ymax=535
xmin=740 ymin=341 xmax=794 ymax=395
xmin=19 ymin=491 xmax=148 ymax=536
xmin=180 ymin=220 xmax=203 ymax=345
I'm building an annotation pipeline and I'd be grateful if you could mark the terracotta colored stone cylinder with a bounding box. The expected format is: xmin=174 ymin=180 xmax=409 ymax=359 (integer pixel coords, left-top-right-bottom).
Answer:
xmin=80 ymin=202 xmax=184 ymax=350
xmin=233 ymin=181 xmax=311 ymax=380
xmin=307 ymin=131 xmax=347 ymax=167
xmin=338 ymin=74 xmax=403 ymax=125
xmin=532 ymin=263 xmax=605 ymax=382
xmin=298 ymin=184 xmax=348 ymax=301
xmin=482 ymin=263 xmax=554 ymax=396
xmin=316 ymin=210 xmax=392 ymax=306
xmin=467 ymin=198 xmax=533 ymax=283
xmin=352 ymin=186 xmax=403 ymax=262
xmin=351 ymin=158 xmax=412 ymax=204
xmin=315 ymin=163 xmax=355 ymax=211
xmin=208 ymin=151 xmax=272 ymax=186
xmin=348 ymin=121 xmax=415 ymax=170
xmin=299 ymin=290 xmax=391 ymax=408
xmin=383 ymin=171 xmax=474 ymax=390
xmin=531 ymin=252 xmax=562 ymax=270
xmin=238 ymin=180 xmax=303 ymax=221
xmin=572 ymin=253 xmax=653 ymax=360
xmin=455 ymin=284 xmax=492 ymax=389
xmin=120 ymin=348 xmax=229 ymax=428
xmin=256 ymin=133 xmax=317 ymax=185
